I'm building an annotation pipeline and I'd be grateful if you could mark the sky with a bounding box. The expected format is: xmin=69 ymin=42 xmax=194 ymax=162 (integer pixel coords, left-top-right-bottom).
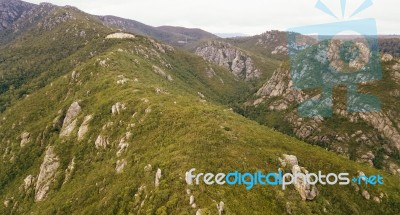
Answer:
xmin=23 ymin=0 xmax=400 ymax=36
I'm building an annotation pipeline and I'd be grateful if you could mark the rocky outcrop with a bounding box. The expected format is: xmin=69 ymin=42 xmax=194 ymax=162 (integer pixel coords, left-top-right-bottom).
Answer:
xmin=23 ymin=175 xmax=35 ymax=191
xmin=95 ymin=135 xmax=109 ymax=149
xmin=35 ymin=146 xmax=60 ymax=202
xmin=77 ymin=115 xmax=92 ymax=141
xmin=253 ymin=67 xmax=304 ymax=108
xmin=381 ymin=54 xmax=393 ymax=62
xmin=279 ymin=154 xmax=318 ymax=201
xmin=152 ymin=65 xmax=173 ymax=81
xmin=195 ymin=41 xmax=261 ymax=81
xmin=60 ymin=101 xmax=81 ymax=137
xmin=116 ymin=159 xmax=127 ymax=174
xmin=0 ymin=0 xmax=35 ymax=30
xmin=63 ymin=158 xmax=75 ymax=184
xmin=111 ymin=102 xmax=126 ymax=115
xmin=20 ymin=131 xmax=30 ymax=147
xmin=216 ymin=201 xmax=225 ymax=215
xmin=155 ymin=168 xmax=162 ymax=187
xmin=106 ymin=32 xmax=135 ymax=39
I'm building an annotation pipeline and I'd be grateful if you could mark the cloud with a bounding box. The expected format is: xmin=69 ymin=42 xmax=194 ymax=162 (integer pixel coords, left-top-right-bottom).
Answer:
xmin=24 ymin=0 xmax=400 ymax=35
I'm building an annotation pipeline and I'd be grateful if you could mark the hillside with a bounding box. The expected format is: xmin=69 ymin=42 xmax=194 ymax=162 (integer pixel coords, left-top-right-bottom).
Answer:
xmin=99 ymin=16 xmax=218 ymax=48
xmin=0 ymin=1 xmax=400 ymax=215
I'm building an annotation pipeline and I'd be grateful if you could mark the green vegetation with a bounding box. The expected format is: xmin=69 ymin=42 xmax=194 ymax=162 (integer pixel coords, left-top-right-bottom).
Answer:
xmin=0 ymin=3 xmax=399 ymax=215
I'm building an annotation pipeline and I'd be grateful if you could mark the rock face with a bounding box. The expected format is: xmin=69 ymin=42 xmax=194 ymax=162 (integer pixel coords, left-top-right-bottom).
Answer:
xmin=195 ymin=41 xmax=261 ymax=81
xmin=155 ymin=168 xmax=162 ymax=187
xmin=251 ymin=62 xmax=400 ymax=169
xmin=0 ymin=0 xmax=35 ymax=30
xmin=60 ymin=101 xmax=81 ymax=137
xmin=253 ymin=67 xmax=304 ymax=108
xmin=77 ymin=115 xmax=92 ymax=141
xmin=35 ymin=146 xmax=60 ymax=202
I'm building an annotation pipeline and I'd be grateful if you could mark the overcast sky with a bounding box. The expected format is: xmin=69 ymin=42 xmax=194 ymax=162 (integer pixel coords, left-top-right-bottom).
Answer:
xmin=24 ymin=0 xmax=400 ymax=36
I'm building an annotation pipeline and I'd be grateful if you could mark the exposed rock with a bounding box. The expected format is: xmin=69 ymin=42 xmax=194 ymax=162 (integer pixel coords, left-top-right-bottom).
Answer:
xmin=216 ymin=201 xmax=225 ymax=215
xmin=117 ymin=75 xmax=129 ymax=84
xmin=60 ymin=101 xmax=81 ymax=137
xmin=35 ymin=146 xmax=60 ymax=202
xmin=381 ymin=53 xmax=393 ymax=62
xmin=280 ymin=154 xmax=318 ymax=201
xmin=155 ymin=168 xmax=162 ymax=187
xmin=116 ymin=136 xmax=129 ymax=157
xmin=205 ymin=67 xmax=216 ymax=78
xmin=95 ymin=135 xmax=109 ymax=149
xmin=116 ymin=159 xmax=127 ymax=174
xmin=359 ymin=151 xmax=375 ymax=166
xmin=20 ymin=131 xmax=30 ymax=147
xmin=195 ymin=41 xmax=261 ymax=80
xmin=282 ymin=154 xmax=299 ymax=167
xmin=144 ymin=164 xmax=152 ymax=172
xmin=23 ymin=175 xmax=35 ymax=191
xmin=254 ymin=67 xmax=304 ymax=108
xmin=111 ymin=102 xmax=126 ymax=115
xmin=77 ymin=115 xmax=92 ymax=141
xmin=362 ymin=190 xmax=370 ymax=200
xmin=189 ymin=195 xmax=195 ymax=205
xmin=373 ymin=196 xmax=381 ymax=203
xmin=292 ymin=165 xmax=318 ymax=201
xmin=106 ymin=32 xmax=135 ymax=39
xmin=71 ymin=70 xmax=79 ymax=82
xmin=152 ymin=65 xmax=173 ymax=81
xmin=3 ymin=199 xmax=10 ymax=208
xmin=63 ymin=158 xmax=75 ymax=184
xmin=196 ymin=209 xmax=202 ymax=215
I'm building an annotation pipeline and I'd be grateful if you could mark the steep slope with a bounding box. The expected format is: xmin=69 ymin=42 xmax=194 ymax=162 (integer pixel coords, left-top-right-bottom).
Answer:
xmin=0 ymin=32 xmax=399 ymax=215
xmin=0 ymin=0 xmax=34 ymax=30
xmin=245 ymin=50 xmax=400 ymax=175
xmin=0 ymin=1 xmax=400 ymax=215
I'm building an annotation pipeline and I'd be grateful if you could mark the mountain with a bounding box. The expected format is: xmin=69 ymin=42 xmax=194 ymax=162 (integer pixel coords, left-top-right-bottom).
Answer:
xmin=99 ymin=16 xmax=218 ymax=48
xmin=0 ymin=0 xmax=34 ymax=30
xmin=215 ymin=33 xmax=249 ymax=38
xmin=0 ymin=1 xmax=400 ymax=214
xmin=156 ymin=26 xmax=218 ymax=41
xmin=243 ymin=41 xmax=400 ymax=175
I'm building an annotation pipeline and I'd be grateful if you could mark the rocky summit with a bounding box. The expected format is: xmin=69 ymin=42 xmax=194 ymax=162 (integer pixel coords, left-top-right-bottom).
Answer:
xmin=0 ymin=0 xmax=400 ymax=214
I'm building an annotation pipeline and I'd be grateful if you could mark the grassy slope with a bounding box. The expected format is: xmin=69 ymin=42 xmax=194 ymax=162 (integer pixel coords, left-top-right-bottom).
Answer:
xmin=0 ymin=35 xmax=399 ymax=215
